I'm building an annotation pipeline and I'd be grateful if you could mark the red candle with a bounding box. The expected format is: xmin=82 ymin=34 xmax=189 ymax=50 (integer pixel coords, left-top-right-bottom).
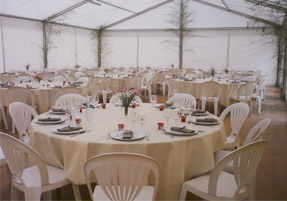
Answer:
xmin=159 ymin=105 xmax=164 ymax=111
xmin=181 ymin=116 xmax=186 ymax=122
xmin=102 ymin=103 xmax=106 ymax=109
xmin=131 ymin=103 xmax=136 ymax=108
xmin=118 ymin=124 xmax=124 ymax=131
xmin=157 ymin=122 xmax=164 ymax=130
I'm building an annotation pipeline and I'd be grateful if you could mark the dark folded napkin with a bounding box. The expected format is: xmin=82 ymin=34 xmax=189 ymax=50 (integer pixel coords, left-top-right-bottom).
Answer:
xmin=57 ymin=126 xmax=82 ymax=132
xmin=171 ymin=126 xmax=195 ymax=134
xmin=196 ymin=118 xmax=218 ymax=123
xmin=38 ymin=117 xmax=61 ymax=122
xmin=51 ymin=107 xmax=66 ymax=113
xmin=123 ymin=130 xmax=133 ymax=139
xmin=192 ymin=110 xmax=206 ymax=114
xmin=0 ymin=84 xmax=12 ymax=88
xmin=82 ymin=103 xmax=95 ymax=108
xmin=54 ymin=86 xmax=62 ymax=88
xmin=74 ymin=81 xmax=84 ymax=84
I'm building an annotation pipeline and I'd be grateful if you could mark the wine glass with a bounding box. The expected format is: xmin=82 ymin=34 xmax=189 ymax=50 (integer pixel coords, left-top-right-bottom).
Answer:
xmin=86 ymin=96 xmax=92 ymax=108
xmin=85 ymin=109 xmax=94 ymax=130
xmin=130 ymin=109 xmax=138 ymax=130
xmin=163 ymin=108 xmax=172 ymax=128
xmin=92 ymin=95 xmax=99 ymax=107
xmin=137 ymin=114 xmax=146 ymax=130
xmin=172 ymin=109 xmax=180 ymax=126
xmin=150 ymin=95 xmax=157 ymax=109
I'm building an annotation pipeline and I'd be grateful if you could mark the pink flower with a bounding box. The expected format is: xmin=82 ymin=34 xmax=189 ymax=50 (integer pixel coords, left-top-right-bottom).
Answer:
xmin=123 ymin=88 xmax=127 ymax=92
xmin=119 ymin=89 xmax=122 ymax=92
xmin=134 ymin=91 xmax=138 ymax=95
xmin=133 ymin=87 xmax=136 ymax=90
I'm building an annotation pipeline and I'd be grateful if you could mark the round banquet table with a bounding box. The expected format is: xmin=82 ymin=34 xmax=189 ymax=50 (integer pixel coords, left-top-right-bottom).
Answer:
xmin=175 ymin=78 xmax=242 ymax=107
xmin=29 ymin=103 xmax=227 ymax=200
xmin=0 ymin=83 xmax=88 ymax=114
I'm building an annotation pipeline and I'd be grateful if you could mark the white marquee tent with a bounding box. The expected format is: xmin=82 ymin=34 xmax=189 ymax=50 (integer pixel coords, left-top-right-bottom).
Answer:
xmin=0 ymin=0 xmax=284 ymax=85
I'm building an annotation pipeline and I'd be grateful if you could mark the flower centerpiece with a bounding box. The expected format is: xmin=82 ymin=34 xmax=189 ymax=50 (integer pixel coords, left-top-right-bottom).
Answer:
xmin=210 ymin=67 xmax=215 ymax=80
xmin=25 ymin=64 xmax=30 ymax=72
xmin=224 ymin=68 xmax=229 ymax=74
xmin=74 ymin=64 xmax=81 ymax=69
xmin=104 ymin=68 xmax=110 ymax=74
xmin=33 ymin=74 xmax=43 ymax=83
xmin=117 ymin=87 xmax=140 ymax=117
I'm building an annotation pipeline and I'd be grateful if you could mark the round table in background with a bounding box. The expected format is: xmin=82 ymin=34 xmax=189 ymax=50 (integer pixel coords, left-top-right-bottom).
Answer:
xmin=30 ymin=103 xmax=226 ymax=200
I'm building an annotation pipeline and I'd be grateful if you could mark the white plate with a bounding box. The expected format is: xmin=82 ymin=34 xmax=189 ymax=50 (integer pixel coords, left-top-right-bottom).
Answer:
xmin=110 ymin=130 xmax=145 ymax=141
xmin=49 ymin=109 xmax=66 ymax=115
xmin=52 ymin=126 xmax=85 ymax=135
xmin=165 ymin=127 xmax=198 ymax=136
xmin=154 ymin=104 xmax=164 ymax=108
xmin=191 ymin=119 xmax=221 ymax=125
xmin=36 ymin=117 xmax=65 ymax=124
xmin=190 ymin=111 xmax=209 ymax=116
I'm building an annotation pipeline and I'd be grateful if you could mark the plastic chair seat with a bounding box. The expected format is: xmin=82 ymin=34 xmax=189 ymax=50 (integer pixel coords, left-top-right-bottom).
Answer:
xmin=0 ymin=147 xmax=5 ymax=165
xmin=93 ymin=186 xmax=154 ymax=201
xmin=230 ymin=96 xmax=251 ymax=101
xmin=182 ymin=172 xmax=237 ymax=199
xmin=20 ymin=165 xmax=69 ymax=188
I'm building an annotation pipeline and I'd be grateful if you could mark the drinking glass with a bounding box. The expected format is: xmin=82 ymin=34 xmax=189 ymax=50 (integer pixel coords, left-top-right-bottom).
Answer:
xmin=163 ymin=108 xmax=172 ymax=128
xmin=85 ymin=109 xmax=94 ymax=130
xmin=172 ymin=109 xmax=180 ymax=126
xmin=150 ymin=95 xmax=157 ymax=109
xmin=130 ymin=109 xmax=138 ymax=130
xmin=137 ymin=114 xmax=146 ymax=130
xmin=92 ymin=95 xmax=99 ymax=107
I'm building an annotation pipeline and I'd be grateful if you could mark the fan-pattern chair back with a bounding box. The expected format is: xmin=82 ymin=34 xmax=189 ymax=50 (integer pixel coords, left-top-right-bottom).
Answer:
xmin=237 ymin=82 xmax=256 ymax=98
xmin=9 ymin=102 xmax=38 ymax=142
xmin=220 ymin=103 xmax=249 ymax=138
xmin=86 ymin=83 xmax=101 ymax=96
xmin=209 ymin=141 xmax=267 ymax=200
xmin=167 ymin=93 xmax=197 ymax=110
xmin=243 ymin=118 xmax=271 ymax=145
xmin=55 ymin=94 xmax=86 ymax=109
xmin=200 ymin=81 xmax=222 ymax=98
xmin=0 ymin=132 xmax=49 ymax=187
xmin=166 ymin=77 xmax=177 ymax=98
xmin=54 ymin=87 xmax=81 ymax=103
xmin=6 ymin=87 xmax=36 ymax=108
xmin=84 ymin=153 xmax=160 ymax=201
xmin=141 ymin=72 xmax=154 ymax=88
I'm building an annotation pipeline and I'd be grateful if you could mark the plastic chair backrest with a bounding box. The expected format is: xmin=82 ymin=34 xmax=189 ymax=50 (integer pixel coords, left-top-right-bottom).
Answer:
xmin=9 ymin=102 xmax=38 ymax=142
xmin=243 ymin=118 xmax=271 ymax=145
xmin=209 ymin=141 xmax=267 ymax=200
xmin=84 ymin=153 xmax=160 ymax=201
xmin=167 ymin=93 xmax=197 ymax=109
xmin=237 ymin=82 xmax=256 ymax=98
xmin=55 ymin=94 xmax=86 ymax=108
xmin=86 ymin=83 xmax=101 ymax=96
xmin=54 ymin=87 xmax=81 ymax=103
xmin=6 ymin=87 xmax=36 ymax=108
xmin=200 ymin=81 xmax=222 ymax=98
xmin=220 ymin=103 xmax=249 ymax=137
xmin=0 ymin=132 xmax=49 ymax=187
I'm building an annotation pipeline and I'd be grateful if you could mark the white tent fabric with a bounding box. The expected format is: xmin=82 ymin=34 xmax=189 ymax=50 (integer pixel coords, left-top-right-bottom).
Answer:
xmin=0 ymin=0 xmax=280 ymax=85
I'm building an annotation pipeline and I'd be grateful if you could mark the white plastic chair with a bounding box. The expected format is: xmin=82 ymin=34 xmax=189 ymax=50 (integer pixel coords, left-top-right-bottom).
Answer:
xmin=250 ymin=79 xmax=267 ymax=113
xmin=84 ymin=153 xmax=160 ymax=201
xmin=9 ymin=102 xmax=38 ymax=144
xmin=131 ymin=76 xmax=142 ymax=89
xmin=86 ymin=82 xmax=101 ymax=97
xmin=166 ymin=77 xmax=177 ymax=99
xmin=219 ymin=103 xmax=250 ymax=149
xmin=140 ymin=72 xmax=154 ymax=99
xmin=53 ymin=87 xmax=81 ymax=104
xmin=0 ymin=103 xmax=8 ymax=130
xmin=167 ymin=93 xmax=197 ymax=110
xmin=199 ymin=81 xmax=222 ymax=116
xmin=109 ymin=93 xmax=143 ymax=106
xmin=256 ymin=75 xmax=268 ymax=101
xmin=230 ymin=82 xmax=256 ymax=114
xmin=0 ymin=132 xmax=80 ymax=201
xmin=55 ymin=94 xmax=86 ymax=109
xmin=76 ymin=77 xmax=89 ymax=85
xmin=214 ymin=118 xmax=271 ymax=173
xmin=180 ymin=140 xmax=267 ymax=201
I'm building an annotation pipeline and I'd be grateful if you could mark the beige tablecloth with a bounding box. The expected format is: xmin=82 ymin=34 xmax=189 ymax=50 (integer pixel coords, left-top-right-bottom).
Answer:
xmin=176 ymin=79 xmax=241 ymax=107
xmin=88 ymin=76 xmax=132 ymax=93
xmin=0 ymin=83 xmax=88 ymax=113
xmin=30 ymin=103 xmax=226 ymax=200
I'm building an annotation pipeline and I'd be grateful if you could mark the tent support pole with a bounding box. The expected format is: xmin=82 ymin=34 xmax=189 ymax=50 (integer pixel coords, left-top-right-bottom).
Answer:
xmin=0 ymin=21 xmax=6 ymax=72
xmin=43 ymin=22 xmax=48 ymax=69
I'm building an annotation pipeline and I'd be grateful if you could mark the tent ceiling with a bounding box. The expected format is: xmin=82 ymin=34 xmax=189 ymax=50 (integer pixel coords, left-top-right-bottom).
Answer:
xmin=0 ymin=0 xmax=284 ymax=30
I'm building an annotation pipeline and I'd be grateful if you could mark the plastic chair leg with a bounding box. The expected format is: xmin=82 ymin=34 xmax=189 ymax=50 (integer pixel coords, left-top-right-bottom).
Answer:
xmin=201 ymin=99 xmax=206 ymax=110
xmin=179 ymin=183 xmax=188 ymax=201
xmin=24 ymin=188 xmax=42 ymax=201
xmin=72 ymin=184 xmax=82 ymax=201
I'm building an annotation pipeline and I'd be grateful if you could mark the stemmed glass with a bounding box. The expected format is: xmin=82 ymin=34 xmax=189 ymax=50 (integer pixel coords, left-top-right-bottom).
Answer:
xmin=85 ymin=108 xmax=94 ymax=130
xmin=130 ymin=109 xmax=138 ymax=130
xmin=172 ymin=109 xmax=180 ymax=126
xmin=150 ymin=95 xmax=157 ymax=110
xmin=137 ymin=114 xmax=146 ymax=130
xmin=92 ymin=95 xmax=99 ymax=107
xmin=163 ymin=109 xmax=172 ymax=128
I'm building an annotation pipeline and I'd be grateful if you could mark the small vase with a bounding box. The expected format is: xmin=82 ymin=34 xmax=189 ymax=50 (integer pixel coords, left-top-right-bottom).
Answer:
xmin=124 ymin=106 xmax=129 ymax=117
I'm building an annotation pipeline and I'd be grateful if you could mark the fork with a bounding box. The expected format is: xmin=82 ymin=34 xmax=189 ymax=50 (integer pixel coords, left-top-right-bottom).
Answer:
xmin=162 ymin=129 xmax=174 ymax=138
xmin=106 ymin=132 xmax=111 ymax=140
